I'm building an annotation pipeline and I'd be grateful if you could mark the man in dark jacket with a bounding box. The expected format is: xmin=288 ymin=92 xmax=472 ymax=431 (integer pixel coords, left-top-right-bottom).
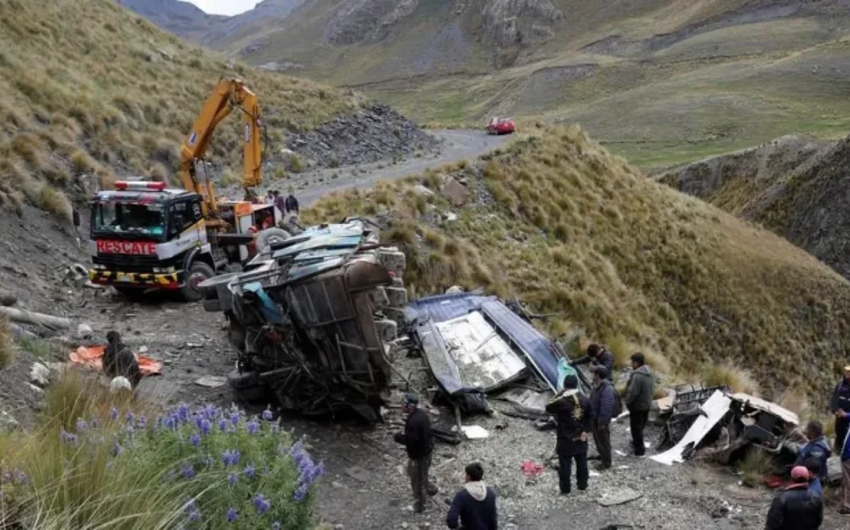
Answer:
xmin=284 ymin=190 xmax=300 ymax=215
xmin=830 ymin=366 xmax=850 ymax=452
xmin=394 ymin=394 xmax=436 ymax=513
xmin=765 ymin=466 xmax=823 ymax=529
xmin=446 ymin=462 xmax=497 ymax=530
xmin=624 ymin=352 xmax=654 ymax=457
xmin=590 ymin=366 xmax=616 ymax=470
xmin=546 ymin=375 xmax=593 ymax=494
xmin=795 ymin=421 xmax=830 ymax=484
xmin=573 ymin=344 xmax=614 ymax=381
xmin=103 ymin=331 xmax=141 ymax=389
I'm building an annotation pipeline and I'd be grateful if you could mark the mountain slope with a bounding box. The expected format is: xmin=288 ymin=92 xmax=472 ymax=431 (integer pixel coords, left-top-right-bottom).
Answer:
xmin=0 ymin=0 xmax=353 ymax=216
xmin=307 ymin=127 xmax=850 ymax=405
xmin=660 ymin=133 xmax=850 ymax=284
xmin=126 ymin=0 xmax=850 ymax=168
xmin=116 ymin=0 xmax=222 ymax=40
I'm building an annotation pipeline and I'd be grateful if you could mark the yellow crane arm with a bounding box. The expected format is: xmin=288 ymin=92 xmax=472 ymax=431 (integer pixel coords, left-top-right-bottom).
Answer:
xmin=179 ymin=78 xmax=263 ymax=216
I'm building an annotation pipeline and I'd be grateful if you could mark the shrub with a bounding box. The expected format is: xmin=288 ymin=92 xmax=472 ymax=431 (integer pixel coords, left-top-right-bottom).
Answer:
xmin=288 ymin=155 xmax=303 ymax=174
xmin=149 ymin=162 xmax=168 ymax=182
xmin=701 ymin=363 xmax=759 ymax=394
xmin=739 ymin=449 xmax=775 ymax=487
xmin=36 ymin=185 xmax=71 ymax=220
xmin=0 ymin=316 xmax=12 ymax=369
xmin=69 ymin=150 xmax=96 ymax=174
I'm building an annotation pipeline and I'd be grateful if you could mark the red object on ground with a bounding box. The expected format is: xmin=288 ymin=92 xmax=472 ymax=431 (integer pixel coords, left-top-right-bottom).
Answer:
xmin=764 ymin=475 xmax=785 ymax=489
xmin=521 ymin=460 xmax=544 ymax=478
xmin=487 ymin=117 xmax=515 ymax=135
xmin=69 ymin=345 xmax=163 ymax=377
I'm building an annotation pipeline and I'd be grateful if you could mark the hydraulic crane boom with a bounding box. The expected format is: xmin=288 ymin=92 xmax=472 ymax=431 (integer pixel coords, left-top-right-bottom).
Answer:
xmin=179 ymin=78 xmax=262 ymax=217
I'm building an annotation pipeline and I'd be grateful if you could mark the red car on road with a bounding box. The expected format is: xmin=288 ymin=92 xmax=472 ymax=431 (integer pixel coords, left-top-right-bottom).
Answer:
xmin=487 ymin=117 xmax=515 ymax=135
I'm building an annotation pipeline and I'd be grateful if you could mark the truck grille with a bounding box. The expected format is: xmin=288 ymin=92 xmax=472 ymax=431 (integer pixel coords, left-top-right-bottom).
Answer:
xmin=92 ymin=254 xmax=162 ymax=272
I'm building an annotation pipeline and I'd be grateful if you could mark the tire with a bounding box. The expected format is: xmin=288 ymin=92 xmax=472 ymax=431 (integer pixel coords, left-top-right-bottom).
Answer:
xmin=256 ymin=227 xmax=290 ymax=250
xmin=181 ymin=262 xmax=215 ymax=303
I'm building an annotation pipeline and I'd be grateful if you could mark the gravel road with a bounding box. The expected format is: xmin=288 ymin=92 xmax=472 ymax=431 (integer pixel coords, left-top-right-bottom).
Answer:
xmin=281 ymin=129 xmax=511 ymax=206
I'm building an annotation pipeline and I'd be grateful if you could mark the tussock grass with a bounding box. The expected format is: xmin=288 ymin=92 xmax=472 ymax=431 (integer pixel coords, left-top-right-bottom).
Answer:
xmin=740 ymin=449 xmax=775 ymax=488
xmin=307 ymin=126 xmax=850 ymax=406
xmin=0 ymin=316 xmax=12 ymax=369
xmin=36 ymin=186 xmax=71 ymax=221
xmin=0 ymin=0 xmax=352 ymax=213
xmin=701 ymin=363 xmax=760 ymax=395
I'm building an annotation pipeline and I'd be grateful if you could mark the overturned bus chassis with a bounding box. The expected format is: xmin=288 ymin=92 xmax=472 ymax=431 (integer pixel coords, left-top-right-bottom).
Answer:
xmin=199 ymin=220 xmax=405 ymax=422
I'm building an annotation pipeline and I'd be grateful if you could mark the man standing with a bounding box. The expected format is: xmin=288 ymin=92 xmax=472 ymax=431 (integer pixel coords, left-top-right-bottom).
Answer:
xmin=624 ymin=353 xmax=654 ymax=457
xmin=284 ymin=189 xmax=300 ymax=215
xmin=765 ymin=466 xmax=823 ymax=529
xmin=446 ymin=463 xmax=497 ymax=530
xmin=545 ymin=375 xmax=593 ymax=494
xmin=590 ymin=366 xmax=617 ymax=470
xmin=394 ymin=394 xmax=436 ymax=513
xmin=573 ymin=344 xmax=614 ymax=381
xmin=272 ymin=190 xmax=285 ymax=214
xmin=831 ymin=366 xmax=850 ymax=452
xmin=795 ymin=421 xmax=830 ymax=486
xmin=841 ymin=425 xmax=850 ymax=515
xmin=265 ymin=190 xmax=274 ymax=205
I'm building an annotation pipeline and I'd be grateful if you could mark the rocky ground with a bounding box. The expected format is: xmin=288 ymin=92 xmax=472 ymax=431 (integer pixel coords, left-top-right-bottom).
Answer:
xmin=0 ymin=141 xmax=847 ymax=529
xmin=286 ymin=103 xmax=441 ymax=168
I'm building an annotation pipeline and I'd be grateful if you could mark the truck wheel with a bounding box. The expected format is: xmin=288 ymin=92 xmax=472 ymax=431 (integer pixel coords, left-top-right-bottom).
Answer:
xmin=256 ymin=227 xmax=290 ymax=253
xmin=181 ymin=262 xmax=215 ymax=303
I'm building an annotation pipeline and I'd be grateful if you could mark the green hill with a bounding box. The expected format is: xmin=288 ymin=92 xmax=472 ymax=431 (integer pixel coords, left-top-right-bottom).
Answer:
xmin=306 ymin=127 xmax=850 ymax=405
xmin=0 ymin=0 xmax=353 ymax=217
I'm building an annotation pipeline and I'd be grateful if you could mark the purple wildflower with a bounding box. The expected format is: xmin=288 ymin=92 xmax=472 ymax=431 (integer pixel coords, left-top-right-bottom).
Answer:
xmin=199 ymin=418 xmax=212 ymax=435
xmin=229 ymin=412 xmax=240 ymax=426
xmin=181 ymin=464 xmax=195 ymax=480
xmin=188 ymin=509 xmax=200 ymax=522
xmin=190 ymin=433 xmax=201 ymax=447
xmin=247 ymin=420 xmax=259 ymax=435
xmin=125 ymin=411 xmax=135 ymax=425
xmin=136 ymin=416 xmax=147 ymax=429
xmin=218 ymin=418 xmax=228 ymax=432
xmin=310 ymin=461 xmax=325 ymax=481
xmin=12 ymin=470 xmax=28 ymax=486
xmin=112 ymin=442 xmax=122 ymax=457
xmin=253 ymin=493 xmax=271 ymax=514
xmin=226 ymin=508 xmax=238 ymax=523
xmin=165 ymin=415 xmax=179 ymax=431
xmin=293 ymin=483 xmax=309 ymax=502
xmin=75 ymin=418 xmax=88 ymax=432
xmin=109 ymin=407 xmax=119 ymax=421
xmin=2 ymin=469 xmax=11 ymax=483
xmin=177 ymin=403 xmax=190 ymax=423
xmin=262 ymin=408 xmax=273 ymax=421
xmin=272 ymin=523 xmax=280 ymax=530
xmin=221 ymin=449 xmax=241 ymax=467
xmin=227 ymin=473 xmax=238 ymax=488
xmin=60 ymin=429 xmax=78 ymax=445
xmin=243 ymin=464 xmax=255 ymax=479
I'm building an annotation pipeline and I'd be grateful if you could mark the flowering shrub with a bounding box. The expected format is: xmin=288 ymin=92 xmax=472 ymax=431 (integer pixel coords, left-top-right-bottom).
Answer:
xmin=0 ymin=397 xmax=322 ymax=530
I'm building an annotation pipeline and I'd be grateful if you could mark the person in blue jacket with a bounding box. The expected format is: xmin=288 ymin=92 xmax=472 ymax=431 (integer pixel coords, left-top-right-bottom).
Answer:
xmin=795 ymin=421 xmax=830 ymax=485
xmin=590 ymin=365 xmax=617 ymax=470
xmin=446 ymin=463 xmax=497 ymax=530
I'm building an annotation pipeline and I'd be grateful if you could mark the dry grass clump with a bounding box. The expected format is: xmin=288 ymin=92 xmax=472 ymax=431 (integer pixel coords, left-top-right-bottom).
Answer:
xmin=0 ymin=0 xmax=352 ymax=212
xmin=307 ymin=126 xmax=850 ymax=406
xmin=0 ymin=316 xmax=12 ymax=369
xmin=36 ymin=185 xmax=71 ymax=221
xmin=740 ymin=449 xmax=775 ymax=488
xmin=700 ymin=363 xmax=760 ymax=395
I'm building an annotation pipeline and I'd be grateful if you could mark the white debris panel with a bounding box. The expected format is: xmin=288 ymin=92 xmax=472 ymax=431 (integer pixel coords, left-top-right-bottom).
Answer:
xmin=651 ymin=390 xmax=732 ymax=466
xmin=435 ymin=311 xmax=527 ymax=391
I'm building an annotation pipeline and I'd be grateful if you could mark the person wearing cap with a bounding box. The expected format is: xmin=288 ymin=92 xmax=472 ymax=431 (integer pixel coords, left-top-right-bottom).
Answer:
xmin=590 ymin=365 xmax=617 ymax=470
xmin=765 ymin=465 xmax=823 ymax=529
xmin=545 ymin=374 xmax=593 ymax=494
xmin=624 ymin=352 xmax=654 ymax=457
xmin=830 ymin=366 xmax=850 ymax=452
xmin=394 ymin=394 xmax=436 ymax=513
xmin=572 ymin=344 xmax=614 ymax=382
xmin=795 ymin=421 xmax=830 ymax=487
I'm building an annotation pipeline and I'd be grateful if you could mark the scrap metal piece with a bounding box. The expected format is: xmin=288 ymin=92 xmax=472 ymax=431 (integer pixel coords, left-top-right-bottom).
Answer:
xmin=651 ymin=390 xmax=732 ymax=466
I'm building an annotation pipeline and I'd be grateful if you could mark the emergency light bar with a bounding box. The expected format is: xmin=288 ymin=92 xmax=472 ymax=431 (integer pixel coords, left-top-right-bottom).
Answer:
xmin=114 ymin=181 xmax=167 ymax=192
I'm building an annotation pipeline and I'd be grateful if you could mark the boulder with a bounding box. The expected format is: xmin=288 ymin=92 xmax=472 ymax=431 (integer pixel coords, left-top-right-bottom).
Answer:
xmin=440 ymin=177 xmax=469 ymax=207
xmin=30 ymin=362 xmax=50 ymax=386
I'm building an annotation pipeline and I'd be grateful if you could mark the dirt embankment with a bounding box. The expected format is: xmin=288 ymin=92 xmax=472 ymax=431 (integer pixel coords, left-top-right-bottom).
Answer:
xmin=659 ymin=134 xmax=850 ymax=282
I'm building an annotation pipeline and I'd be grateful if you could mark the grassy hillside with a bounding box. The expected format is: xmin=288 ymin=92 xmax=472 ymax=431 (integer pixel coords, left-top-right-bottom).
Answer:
xmin=0 ymin=0 xmax=352 ymax=218
xmin=306 ymin=127 xmax=850 ymax=405
xmin=188 ymin=0 xmax=850 ymax=169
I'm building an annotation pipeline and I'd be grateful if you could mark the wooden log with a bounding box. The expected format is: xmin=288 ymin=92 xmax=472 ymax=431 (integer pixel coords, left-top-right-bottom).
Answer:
xmin=0 ymin=307 xmax=70 ymax=330
xmin=0 ymin=290 xmax=16 ymax=307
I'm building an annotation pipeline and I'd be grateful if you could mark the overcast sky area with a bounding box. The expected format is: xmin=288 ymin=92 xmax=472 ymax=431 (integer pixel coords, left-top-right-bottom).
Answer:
xmin=184 ymin=0 xmax=259 ymax=16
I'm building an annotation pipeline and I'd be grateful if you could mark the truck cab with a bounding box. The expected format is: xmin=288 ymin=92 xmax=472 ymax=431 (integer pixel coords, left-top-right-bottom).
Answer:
xmin=88 ymin=180 xmax=282 ymax=301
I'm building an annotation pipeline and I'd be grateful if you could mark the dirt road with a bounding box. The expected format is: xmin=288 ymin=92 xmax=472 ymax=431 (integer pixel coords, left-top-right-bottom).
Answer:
xmin=282 ymin=129 xmax=511 ymax=206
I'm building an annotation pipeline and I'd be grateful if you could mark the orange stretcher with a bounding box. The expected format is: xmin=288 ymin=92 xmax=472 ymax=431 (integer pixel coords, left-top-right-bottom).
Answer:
xmin=69 ymin=345 xmax=163 ymax=377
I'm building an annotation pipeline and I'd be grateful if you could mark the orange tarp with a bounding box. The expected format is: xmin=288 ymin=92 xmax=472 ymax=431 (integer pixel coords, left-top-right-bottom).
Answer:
xmin=69 ymin=345 xmax=163 ymax=377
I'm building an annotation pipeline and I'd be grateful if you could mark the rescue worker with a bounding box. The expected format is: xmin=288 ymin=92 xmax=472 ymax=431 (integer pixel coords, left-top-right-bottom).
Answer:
xmin=545 ymin=375 xmax=593 ymax=494
xmin=446 ymin=462 xmax=497 ymax=530
xmin=590 ymin=365 xmax=616 ymax=470
xmin=573 ymin=343 xmax=614 ymax=381
xmin=394 ymin=394 xmax=437 ymax=513
xmin=284 ymin=189 xmax=300 ymax=215
xmin=830 ymin=366 xmax=850 ymax=452
xmin=842 ymin=422 xmax=850 ymax=515
xmin=795 ymin=421 xmax=830 ymax=486
xmin=103 ymin=331 xmax=141 ymax=389
xmin=765 ymin=466 xmax=823 ymax=529
xmin=624 ymin=352 xmax=654 ymax=457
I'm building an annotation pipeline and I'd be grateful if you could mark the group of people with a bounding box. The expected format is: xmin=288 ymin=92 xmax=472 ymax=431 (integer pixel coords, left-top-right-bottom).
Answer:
xmin=391 ymin=344 xmax=654 ymax=528
xmin=264 ymin=189 xmax=300 ymax=216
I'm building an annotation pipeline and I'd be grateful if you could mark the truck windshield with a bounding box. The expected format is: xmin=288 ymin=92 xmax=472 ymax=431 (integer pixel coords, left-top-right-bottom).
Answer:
xmin=93 ymin=201 xmax=166 ymax=238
